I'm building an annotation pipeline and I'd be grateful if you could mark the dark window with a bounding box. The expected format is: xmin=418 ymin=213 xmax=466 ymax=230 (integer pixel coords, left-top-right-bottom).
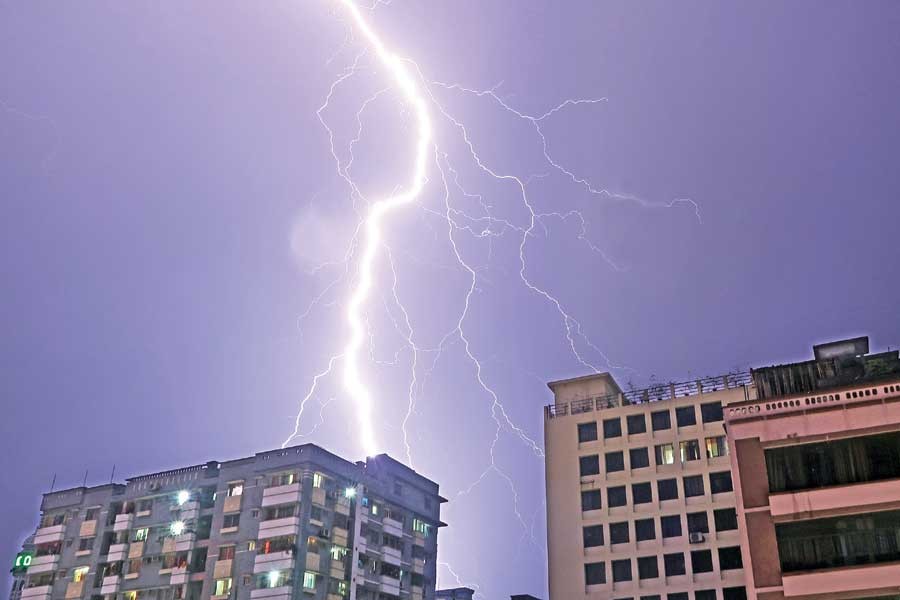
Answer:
xmin=718 ymin=546 xmax=743 ymax=570
xmin=680 ymin=439 xmax=701 ymax=461
xmin=676 ymin=405 xmax=696 ymax=427
xmin=765 ymin=431 xmax=900 ymax=493
xmin=641 ymin=596 xmax=661 ymax=600
xmin=637 ymin=556 xmax=658 ymax=580
xmin=223 ymin=513 xmax=240 ymax=528
xmin=687 ymin=511 xmax=709 ymax=533
xmin=584 ymin=562 xmax=605 ymax=585
xmin=657 ymin=478 xmax=678 ymax=501
xmin=581 ymin=490 xmax=602 ymax=511
xmin=580 ymin=455 xmax=600 ymax=477
xmin=695 ymin=591 xmax=717 ymax=600
xmin=723 ymin=587 xmax=747 ymax=600
xmin=612 ymin=559 xmax=632 ymax=582
xmin=583 ymin=525 xmax=604 ymax=548
xmin=651 ymin=410 xmax=671 ymax=431
xmin=630 ymin=447 xmax=650 ymax=469
xmin=684 ymin=475 xmax=705 ymax=497
xmin=667 ymin=595 xmax=688 ymax=600
xmin=635 ymin=518 xmax=655 ymax=541
xmin=700 ymin=401 xmax=724 ymax=423
xmin=608 ymin=486 xmax=627 ymax=507
xmin=661 ymin=515 xmax=682 ymax=538
xmin=632 ymin=482 xmax=652 ymax=504
xmin=606 ymin=451 xmax=625 ymax=473
xmin=609 ymin=522 xmax=629 ymax=544
xmin=714 ymin=508 xmax=738 ymax=532
xmin=577 ymin=422 xmax=598 ymax=443
xmin=691 ymin=550 xmax=714 ymax=573
xmin=603 ymin=418 xmax=622 ymax=439
xmin=710 ymin=471 xmax=733 ymax=494
xmin=627 ymin=414 xmax=647 ymax=434
xmin=663 ymin=552 xmax=685 ymax=576
xmin=776 ymin=509 xmax=900 ymax=572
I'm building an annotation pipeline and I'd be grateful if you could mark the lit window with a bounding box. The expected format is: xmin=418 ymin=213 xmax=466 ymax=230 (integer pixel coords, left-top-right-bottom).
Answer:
xmin=705 ymin=436 xmax=728 ymax=458
xmin=218 ymin=546 xmax=235 ymax=561
xmin=134 ymin=528 xmax=149 ymax=542
xmin=125 ymin=592 xmax=137 ymax=600
xmin=247 ymin=541 xmax=256 ymax=552
xmin=302 ymin=572 xmax=317 ymax=590
xmin=655 ymin=443 xmax=675 ymax=465
xmin=214 ymin=579 xmax=232 ymax=596
xmin=72 ymin=567 xmax=89 ymax=583
xmin=227 ymin=482 xmax=243 ymax=497
xmin=412 ymin=518 xmax=429 ymax=536
xmin=329 ymin=545 xmax=348 ymax=561
xmin=313 ymin=473 xmax=324 ymax=488
xmin=680 ymin=440 xmax=701 ymax=462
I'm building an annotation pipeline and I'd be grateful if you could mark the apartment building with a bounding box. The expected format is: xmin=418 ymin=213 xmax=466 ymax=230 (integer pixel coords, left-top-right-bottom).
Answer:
xmin=14 ymin=444 xmax=445 ymax=600
xmin=725 ymin=337 xmax=900 ymax=600
xmin=544 ymin=372 xmax=750 ymax=600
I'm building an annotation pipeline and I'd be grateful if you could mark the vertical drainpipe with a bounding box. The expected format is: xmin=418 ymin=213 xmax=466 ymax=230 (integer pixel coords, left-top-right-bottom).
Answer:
xmin=348 ymin=483 xmax=364 ymax=600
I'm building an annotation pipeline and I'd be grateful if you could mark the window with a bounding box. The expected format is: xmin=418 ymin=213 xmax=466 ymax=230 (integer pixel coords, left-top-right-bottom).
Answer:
xmin=718 ymin=546 xmax=743 ymax=570
xmin=612 ymin=559 xmax=632 ymax=582
xmin=264 ymin=505 xmax=296 ymax=521
xmin=667 ymin=595 xmax=688 ymax=600
xmin=412 ymin=518 xmax=429 ymax=535
xmin=657 ymin=479 xmax=678 ymax=501
xmin=627 ymin=414 xmax=647 ymax=434
xmin=637 ymin=556 xmax=658 ymax=579
xmin=583 ymin=525 xmax=604 ymax=548
xmin=687 ymin=511 xmax=709 ymax=533
xmin=72 ymin=567 xmax=89 ymax=583
xmin=695 ymin=591 xmax=717 ymax=600
xmin=655 ymin=443 xmax=675 ymax=465
xmin=584 ymin=562 xmax=605 ymax=585
xmin=84 ymin=508 xmax=99 ymax=521
xmin=663 ymin=552 xmax=685 ymax=576
xmin=578 ymin=422 xmax=598 ymax=443
xmin=608 ymin=486 xmax=627 ymax=507
xmin=683 ymin=475 xmax=705 ymax=497
xmin=134 ymin=528 xmax=149 ymax=542
xmin=312 ymin=473 xmax=324 ymax=488
xmin=705 ymin=436 xmax=728 ymax=458
xmin=137 ymin=499 xmax=153 ymax=513
xmin=580 ymin=455 xmax=600 ymax=477
xmin=675 ymin=405 xmax=696 ymax=427
xmin=77 ymin=537 xmax=94 ymax=551
xmin=632 ymin=482 xmax=652 ymax=504
xmin=609 ymin=522 xmax=629 ymax=544
xmin=603 ymin=418 xmax=622 ymax=439
xmin=714 ymin=508 xmax=738 ymax=532
xmin=680 ymin=440 xmax=701 ymax=462
xmin=214 ymin=579 xmax=232 ymax=596
xmin=223 ymin=514 xmax=240 ymax=529
xmin=691 ymin=549 xmax=714 ymax=573
xmin=218 ymin=546 xmax=235 ymax=561
xmin=701 ymin=401 xmax=724 ymax=423
xmin=723 ymin=587 xmax=747 ymax=600
xmin=606 ymin=451 xmax=625 ymax=473
xmin=642 ymin=597 xmax=661 ymax=600
xmin=710 ymin=471 xmax=733 ymax=494
xmin=128 ymin=558 xmax=141 ymax=576
xmin=270 ymin=473 xmax=296 ymax=487
xmin=661 ymin=515 xmax=682 ymax=538
xmin=581 ymin=490 xmax=602 ymax=511
xmin=635 ymin=518 xmax=655 ymax=541
xmin=227 ymin=482 xmax=243 ymax=497
xmin=302 ymin=572 xmax=317 ymax=590
xmin=629 ymin=447 xmax=650 ymax=469
xmin=651 ymin=410 xmax=671 ymax=431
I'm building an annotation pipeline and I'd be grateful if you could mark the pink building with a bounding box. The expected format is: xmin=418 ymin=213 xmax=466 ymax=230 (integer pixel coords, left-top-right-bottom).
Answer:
xmin=725 ymin=337 xmax=900 ymax=600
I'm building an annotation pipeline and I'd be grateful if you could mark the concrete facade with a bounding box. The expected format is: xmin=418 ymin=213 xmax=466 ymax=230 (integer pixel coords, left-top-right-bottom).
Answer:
xmin=726 ymin=338 xmax=900 ymax=600
xmin=545 ymin=372 xmax=749 ymax=600
xmin=15 ymin=444 xmax=445 ymax=600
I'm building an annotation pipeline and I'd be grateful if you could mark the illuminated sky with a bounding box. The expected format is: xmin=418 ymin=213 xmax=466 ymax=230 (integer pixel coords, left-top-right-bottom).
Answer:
xmin=3 ymin=2 xmax=900 ymax=597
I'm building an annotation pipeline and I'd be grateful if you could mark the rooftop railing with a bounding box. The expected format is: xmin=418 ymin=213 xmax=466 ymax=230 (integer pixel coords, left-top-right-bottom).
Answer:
xmin=545 ymin=371 xmax=752 ymax=419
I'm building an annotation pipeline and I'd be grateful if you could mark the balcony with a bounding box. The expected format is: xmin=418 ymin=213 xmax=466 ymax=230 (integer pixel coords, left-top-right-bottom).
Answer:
xmin=33 ymin=524 xmax=66 ymax=545
xmin=383 ymin=517 xmax=403 ymax=537
xmin=379 ymin=575 xmax=400 ymax=596
xmin=213 ymin=559 xmax=233 ymax=580
xmin=783 ymin=562 xmax=900 ymax=597
xmin=332 ymin=526 xmax=348 ymax=547
xmin=175 ymin=532 xmax=196 ymax=552
xmin=79 ymin=520 xmax=97 ymax=538
xmin=262 ymin=483 xmax=301 ymax=507
xmin=410 ymin=586 xmax=424 ymax=600
xmin=113 ymin=514 xmax=133 ymax=532
xmin=100 ymin=575 xmax=120 ymax=595
xmin=257 ymin=516 xmax=301 ymax=540
xmin=107 ymin=543 xmax=128 ymax=562
xmin=311 ymin=487 xmax=326 ymax=507
xmin=412 ymin=558 xmax=425 ymax=573
xmin=64 ymin=581 xmax=84 ymax=600
xmin=335 ymin=498 xmax=351 ymax=516
xmin=253 ymin=551 xmax=294 ymax=574
xmin=178 ymin=501 xmax=199 ymax=521
xmin=250 ymin=587 xmax=292 ymax=600
xmin=223 ymin=495 xmax=242 ymax=514
xmin=127 ymin=541 xmax=144 ymax=559
xmin=382 ymin=546 xmax=402 ymax=566
xmin=306 ymin=552 xmax=320 ymax=572
xmin=329 ymin=562 xmax=345 ymax=580
xmin=771 ymin=478 xmax=900 ymax=519
xmin=27 ymin=554 xmax=60 ymax=574
xmin=21 ymin=586 xmax=52 ymax=600
xmin=170 ymin=566 xmax=189 ymax=585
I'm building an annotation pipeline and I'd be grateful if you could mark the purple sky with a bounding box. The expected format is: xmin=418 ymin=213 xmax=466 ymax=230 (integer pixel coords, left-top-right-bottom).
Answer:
xmin=3 ymin=2 xmax=900 ymax=597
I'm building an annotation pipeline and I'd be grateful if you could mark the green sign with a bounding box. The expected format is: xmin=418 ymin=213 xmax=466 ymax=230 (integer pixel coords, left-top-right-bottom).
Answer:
xmin=12 ymin=551 xmax=33 ymax=574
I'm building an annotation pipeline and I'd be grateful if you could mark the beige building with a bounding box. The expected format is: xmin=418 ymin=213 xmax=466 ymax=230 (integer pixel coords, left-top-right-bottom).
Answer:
xmin=544 ymin=372 xmax=750 ymax=600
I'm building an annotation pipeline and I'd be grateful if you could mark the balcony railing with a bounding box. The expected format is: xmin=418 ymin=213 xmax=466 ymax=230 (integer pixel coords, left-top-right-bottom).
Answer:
xmin=546 ymin=371 xmax=752 ymax=419
xmin=779 ymin=527 xmax=900 ymax=573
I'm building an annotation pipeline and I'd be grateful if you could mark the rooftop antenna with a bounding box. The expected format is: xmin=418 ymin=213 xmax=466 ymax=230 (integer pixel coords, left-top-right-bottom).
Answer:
xmin=110 ymin=464 xmax=116 ymax=484
xmin=49 ymin=473 xmax=57 ymax=493
xmin=82 ymin=470 xmax=89 ymax=488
